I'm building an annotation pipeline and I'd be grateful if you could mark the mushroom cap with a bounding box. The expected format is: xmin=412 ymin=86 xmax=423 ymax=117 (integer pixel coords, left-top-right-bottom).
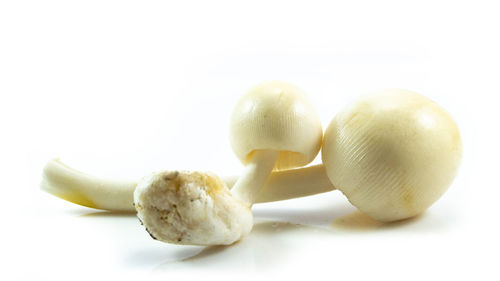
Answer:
xmin=134 ymin=171 xmax=253 ymax=246
xmin=322 ymin=89 xmax=462 ymax=222
xmin=230 ymin=81 xmax=323 ymax=170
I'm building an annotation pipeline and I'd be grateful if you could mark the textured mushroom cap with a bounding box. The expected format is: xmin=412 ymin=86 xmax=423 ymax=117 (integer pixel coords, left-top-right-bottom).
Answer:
xmin=134 ymin=171 xmax=253 ymax=246
xmin=322 ymin=89 xmax=462 ymax=222
xmin=230 ymin=81 xmax=323 ymax=170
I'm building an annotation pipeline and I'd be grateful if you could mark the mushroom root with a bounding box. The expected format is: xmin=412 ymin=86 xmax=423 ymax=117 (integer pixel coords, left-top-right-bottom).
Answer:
xmin=134 ymin=171 xmax=253 ymax=246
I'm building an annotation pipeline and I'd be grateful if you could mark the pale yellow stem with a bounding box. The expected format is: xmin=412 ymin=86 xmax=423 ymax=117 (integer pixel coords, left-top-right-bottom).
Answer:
xmin=41 ymin=159 xmax=335 ymax=212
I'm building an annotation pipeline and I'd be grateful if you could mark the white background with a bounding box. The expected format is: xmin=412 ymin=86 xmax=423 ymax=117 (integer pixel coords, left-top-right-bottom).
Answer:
xmin=1 ymin=1 xmax=498 ymax=280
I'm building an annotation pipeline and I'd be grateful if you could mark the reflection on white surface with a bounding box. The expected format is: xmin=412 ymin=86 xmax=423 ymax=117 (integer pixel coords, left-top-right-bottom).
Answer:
xmin=31 ymin=190 xmax=453 ymax=275
xmin=153 ymin=221 xmax=333 ymax=273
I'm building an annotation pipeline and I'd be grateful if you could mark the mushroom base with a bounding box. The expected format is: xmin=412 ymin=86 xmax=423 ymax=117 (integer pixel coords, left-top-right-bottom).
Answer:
xmin=134 ymin=171 xmax=253 ymax=246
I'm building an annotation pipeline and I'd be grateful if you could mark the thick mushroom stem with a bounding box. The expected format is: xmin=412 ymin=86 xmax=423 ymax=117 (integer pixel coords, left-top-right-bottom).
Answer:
xmin=230 ymin=149 xmax=279 ymax=204
xmin=41 ymin=158 xmax=335 ymax=212
xmin=255 ymin=164 xmax=333 ymax=203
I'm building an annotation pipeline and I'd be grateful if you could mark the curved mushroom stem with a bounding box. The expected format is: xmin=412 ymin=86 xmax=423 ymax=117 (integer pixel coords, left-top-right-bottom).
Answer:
xmin=41 ymin=159 xmax=137 ymax=212
xmin=41 ymin=158 xmax=335 ymax=212
xmin=230 ymin=149 xmax=279 ymax=204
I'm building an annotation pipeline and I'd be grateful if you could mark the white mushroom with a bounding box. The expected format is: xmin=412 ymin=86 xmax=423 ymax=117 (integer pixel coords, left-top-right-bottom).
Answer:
xmin=321 ymin=89 xmax=462 ymax=221
xmin=41 ymin=88 xmax=462 ymax=244
xmin=228 ymin=81 xmax=323 ymax=204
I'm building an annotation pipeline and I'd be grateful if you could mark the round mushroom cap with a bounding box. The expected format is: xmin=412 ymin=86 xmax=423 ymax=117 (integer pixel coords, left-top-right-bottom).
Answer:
xmin=230 ymin=81 xmax=323 ymax=170
xmin=134 ymin=171 xmax=253 ymax=246
xmin=322 ymin=89 xmax=462 ymax=222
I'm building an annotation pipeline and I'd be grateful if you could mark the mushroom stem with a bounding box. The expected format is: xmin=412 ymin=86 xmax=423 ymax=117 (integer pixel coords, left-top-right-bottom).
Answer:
xmin=254 ymin=164 xmax=333 ymax=203
xmin=230 ymin=149 xmax=279 ymax=204
xmin=41 ymin=158 xmax=335 ymax=212
xmin=41 ymin=159 xmax=137 ymax=212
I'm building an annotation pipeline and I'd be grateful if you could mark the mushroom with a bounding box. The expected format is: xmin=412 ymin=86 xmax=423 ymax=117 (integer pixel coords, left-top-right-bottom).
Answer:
xmin=321 ymin=89 xmax=462 ymax=221
xmin=228 ymin=81 xmax=323 ymax=204
xmin=41 ymin=88 xmax=462 ymax=245
xmin=132 ymin=81 xmax=323 ymax=245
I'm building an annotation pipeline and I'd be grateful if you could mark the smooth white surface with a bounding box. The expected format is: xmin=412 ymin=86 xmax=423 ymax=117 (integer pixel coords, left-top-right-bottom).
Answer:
xmin=0 ymin=1 xmax=498 ymax=280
